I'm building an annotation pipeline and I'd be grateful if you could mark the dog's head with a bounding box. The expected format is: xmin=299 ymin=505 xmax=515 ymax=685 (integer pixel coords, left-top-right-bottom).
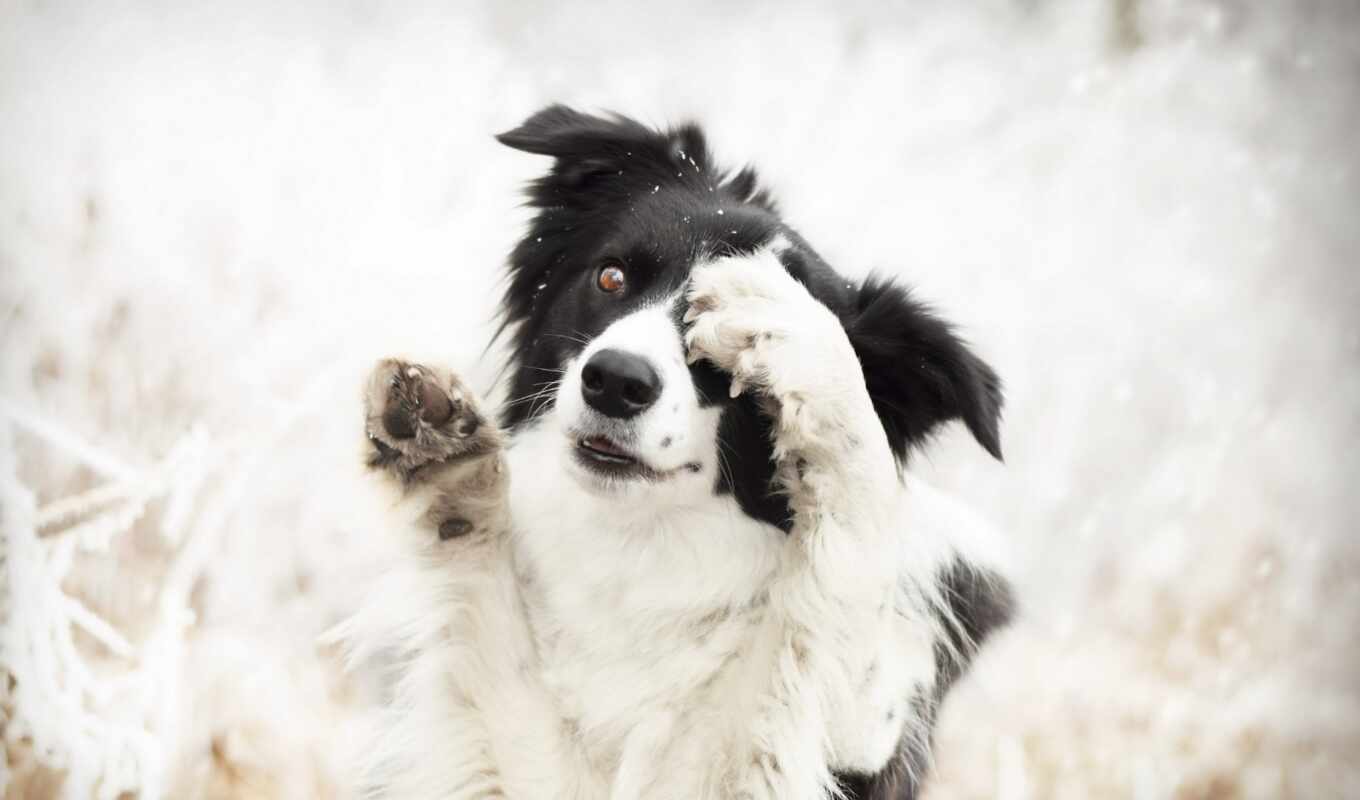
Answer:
xmin=496 ymin=105 xmax=1002 ymax=529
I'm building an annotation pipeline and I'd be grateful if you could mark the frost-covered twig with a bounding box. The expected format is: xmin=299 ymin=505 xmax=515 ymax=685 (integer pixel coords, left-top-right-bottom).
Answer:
xmin=0 ymin=413 xmax=216 ymax=799
xmin=61 ymin=595 xmax=136 ymax=660
xmin=0 ymin=401 xmax=139 ymax=483
xmin=36 ymin=480 xmax=138 ymax=535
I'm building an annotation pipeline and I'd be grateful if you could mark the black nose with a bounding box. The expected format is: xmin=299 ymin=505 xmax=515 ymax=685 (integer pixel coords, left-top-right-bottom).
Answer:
xmin=581 ymin=349 xmax=662 ymax=419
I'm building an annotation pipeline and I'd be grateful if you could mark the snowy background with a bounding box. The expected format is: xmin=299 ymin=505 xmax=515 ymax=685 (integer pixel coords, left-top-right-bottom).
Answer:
xmin=2 ymin=0 xmax=1358 ymax=797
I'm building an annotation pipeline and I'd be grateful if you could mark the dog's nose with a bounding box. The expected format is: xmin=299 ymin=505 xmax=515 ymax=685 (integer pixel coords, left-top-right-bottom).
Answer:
xmin=581 ymin=349 xmax=662 ymax=419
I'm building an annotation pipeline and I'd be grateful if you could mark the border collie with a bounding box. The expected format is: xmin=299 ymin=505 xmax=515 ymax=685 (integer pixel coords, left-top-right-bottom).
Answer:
xmin=346 ymin=105 xmax=1013 ymax=800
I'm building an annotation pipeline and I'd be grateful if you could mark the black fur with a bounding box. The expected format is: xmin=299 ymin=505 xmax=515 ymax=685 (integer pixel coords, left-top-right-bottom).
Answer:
xmin=932 ymin=558 xmax=1016 ymax=694
xmin=845 ymin=277 xmax=1004 ymax=463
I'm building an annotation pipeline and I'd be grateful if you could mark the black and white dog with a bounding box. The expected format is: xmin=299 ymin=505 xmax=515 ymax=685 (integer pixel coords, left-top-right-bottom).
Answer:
xmin=349 ymin=105 xmax=1013 ymax=799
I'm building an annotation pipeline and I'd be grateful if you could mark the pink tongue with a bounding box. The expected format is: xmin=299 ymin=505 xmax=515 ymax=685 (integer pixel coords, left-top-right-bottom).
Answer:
xmin=585 ymin=436 xmax=629 ymax=457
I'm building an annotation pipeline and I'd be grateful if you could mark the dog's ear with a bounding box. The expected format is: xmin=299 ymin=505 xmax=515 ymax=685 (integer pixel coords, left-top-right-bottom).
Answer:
xmin=497 ymin=105 xmax=620 ymax=157
xmin=845 ymin=275 xmax=1003 ymax=463
xmin=497 ymin=104 xmax=711 ymax=196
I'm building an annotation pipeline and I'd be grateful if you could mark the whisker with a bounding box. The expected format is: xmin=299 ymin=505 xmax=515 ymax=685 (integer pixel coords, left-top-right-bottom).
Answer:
xmin=504 ymin=385 xmax=559 ymax=410
xmin=713 ymin=429 xmax=739 ymax=494
xmin=503 ymin=379 xmax=563 ymax=409
xmin=543 ymin=332 xmax=591 ymax=347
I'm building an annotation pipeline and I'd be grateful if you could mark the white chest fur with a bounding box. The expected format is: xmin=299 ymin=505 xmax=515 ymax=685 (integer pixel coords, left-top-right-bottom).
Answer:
xmin=505 ymin=425 xmax=787 ymax=767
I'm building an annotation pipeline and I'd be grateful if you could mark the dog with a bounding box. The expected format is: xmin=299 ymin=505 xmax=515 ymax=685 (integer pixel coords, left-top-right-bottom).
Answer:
xmin=347 ymin=105 xmax=1014 ymax=799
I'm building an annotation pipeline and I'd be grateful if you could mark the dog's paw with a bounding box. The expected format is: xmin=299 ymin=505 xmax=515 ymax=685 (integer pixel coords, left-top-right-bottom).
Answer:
xmin=684 ymin=252 xmax=898 ymax=516
xmin=683 ymin=251 xmax=860 ymax=410
xmin=363 ymin=359 xmax=500 ymax=481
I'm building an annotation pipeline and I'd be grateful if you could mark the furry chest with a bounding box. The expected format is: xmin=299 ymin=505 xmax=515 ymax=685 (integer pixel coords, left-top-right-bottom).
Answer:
xmin=508 ymin=509 xmax=780 ymax=773
xmin=518 ymin=556 xmax=768 ymax=757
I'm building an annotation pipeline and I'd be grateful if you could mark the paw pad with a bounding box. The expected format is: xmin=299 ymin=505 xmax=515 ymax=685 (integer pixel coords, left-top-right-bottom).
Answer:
xmin=438 ymin=518 xmax=473 ymax=540
xmin=382 ymin=367 xmax=455 ymax=439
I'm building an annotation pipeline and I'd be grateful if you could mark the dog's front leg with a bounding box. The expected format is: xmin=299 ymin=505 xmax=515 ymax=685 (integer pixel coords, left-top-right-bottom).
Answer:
xmin=350 ymin=359 xmax=520 ymax=798
xmin=358 ymin=360 xmax=603 ymax=800
xmin=685 ymin=253 xmax=902 ymax=799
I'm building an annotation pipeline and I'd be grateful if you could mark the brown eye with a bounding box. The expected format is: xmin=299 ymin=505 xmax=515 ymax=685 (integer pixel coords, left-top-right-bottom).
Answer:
xmin=597 ymin=262 xmax=627 ymax=294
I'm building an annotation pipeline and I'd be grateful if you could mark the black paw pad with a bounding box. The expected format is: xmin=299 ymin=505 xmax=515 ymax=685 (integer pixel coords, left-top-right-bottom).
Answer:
xmin=383 ymin=403 xmax=416 ymax=440
xmin=416 ymin=379 xmax=453 ymax=427
xmin=438 ymin=518 xmax=473 ymax=540
xmin=383 ymin=371 xmax=455 ymax=440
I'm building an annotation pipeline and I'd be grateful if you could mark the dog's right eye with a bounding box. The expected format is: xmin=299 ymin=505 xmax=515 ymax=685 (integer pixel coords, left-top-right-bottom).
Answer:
xmin=597 ymin=261 xmax=627 ymax=294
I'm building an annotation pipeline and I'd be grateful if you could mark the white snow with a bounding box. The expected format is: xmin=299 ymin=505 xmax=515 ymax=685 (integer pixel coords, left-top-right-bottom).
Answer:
xmin=2 ymin=0 xmax=1357 ymax=797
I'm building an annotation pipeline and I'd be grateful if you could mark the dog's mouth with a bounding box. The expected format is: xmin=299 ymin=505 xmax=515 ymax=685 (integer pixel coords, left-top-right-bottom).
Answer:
xmin=572 ymin=434 xmax=700 ymax=482
xmin=578 ymin=435 xmax=638 ymax=464
xmin=574 ymin=434 xmax=658 ymax=481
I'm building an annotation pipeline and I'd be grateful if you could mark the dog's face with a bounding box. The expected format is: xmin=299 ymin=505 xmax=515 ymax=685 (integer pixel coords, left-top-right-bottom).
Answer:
xmin=497 ymin=106 xmax=1004 ymax=529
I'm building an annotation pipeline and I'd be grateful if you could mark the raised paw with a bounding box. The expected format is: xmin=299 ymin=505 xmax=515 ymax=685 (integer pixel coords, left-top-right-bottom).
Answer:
xmin=683 ymin=253 xmax=901 ymax=508
xmin=683 ymin=252 xmax=856 ymax=402
xmin=364 ymin=359 xmax=500 ymax=481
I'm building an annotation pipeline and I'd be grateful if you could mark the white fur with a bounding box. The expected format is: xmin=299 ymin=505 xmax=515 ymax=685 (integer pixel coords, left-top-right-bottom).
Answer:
xmin=345 ymin=249 xmax=1006 ymax=798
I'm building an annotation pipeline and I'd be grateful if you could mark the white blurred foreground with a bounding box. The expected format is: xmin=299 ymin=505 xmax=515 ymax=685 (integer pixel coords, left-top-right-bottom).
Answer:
xmin=2 ymin=1 xmax=1358 ymax=797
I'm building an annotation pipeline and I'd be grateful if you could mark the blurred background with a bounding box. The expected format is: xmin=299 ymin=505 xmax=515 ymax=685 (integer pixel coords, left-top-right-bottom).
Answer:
xmin=2 ymin=0 xmax=1358 ymax=797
